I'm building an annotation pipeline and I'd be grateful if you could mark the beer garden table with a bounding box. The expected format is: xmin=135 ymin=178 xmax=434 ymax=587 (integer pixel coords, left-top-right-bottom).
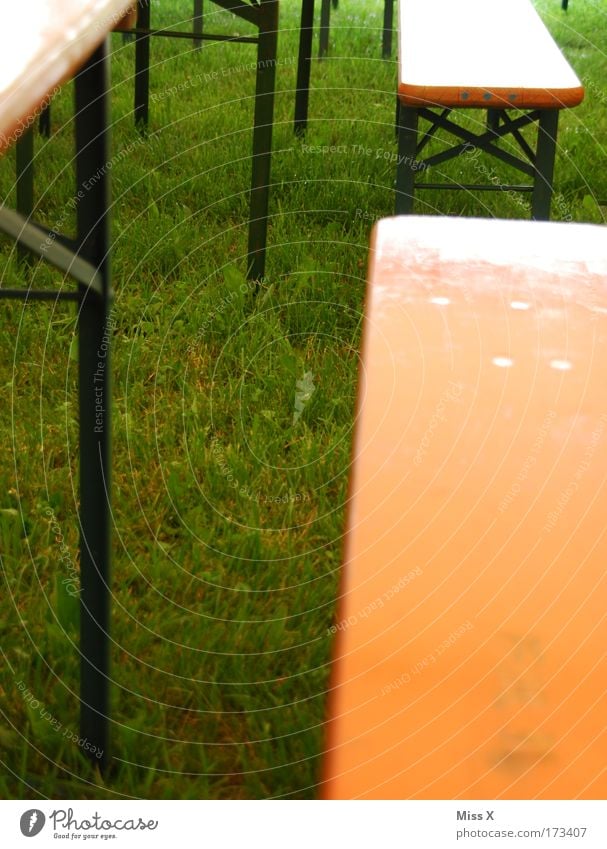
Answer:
xmin=0 ymin=0 xmax=138 ymax=770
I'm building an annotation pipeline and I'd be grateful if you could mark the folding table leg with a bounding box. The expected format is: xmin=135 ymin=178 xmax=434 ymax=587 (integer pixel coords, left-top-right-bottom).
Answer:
xmin=74 ymin=41 xmax=113 ymax=772
xmin=531 ymin=109 xmax=558 ymax=221
xmin=15 ymin=127 xmax=34 ymax=263
xmin=247 ymin=0 xmax=279 ymax=281
xmin=193 ymin=0 xmax=203 ymax=50
xmin=395 ymin=104 xmax=418 ymax=214
xmin=319 ymin=0 xmax=331 ymax=58
xmin=382 ymin=0 xmax=394 ymax=59
xmin=15 ymin=126 xmax=34 ymax=219
xmin=134 ymin=0 xmax=151 ymax=130
xmin=294 ymin=0 xmax=315 ymax=135
xmin=39 ymin=105 xmax=51 ymax=138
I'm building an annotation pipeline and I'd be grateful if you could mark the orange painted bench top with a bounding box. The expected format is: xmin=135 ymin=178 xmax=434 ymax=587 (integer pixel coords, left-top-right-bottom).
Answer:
xmin=398 ymin=0 xmax=584 ymax=108
xmin=0 ymin=0 xmax=135 ymax=154
xmin=322 ymin=216 xmax=607 ymax=799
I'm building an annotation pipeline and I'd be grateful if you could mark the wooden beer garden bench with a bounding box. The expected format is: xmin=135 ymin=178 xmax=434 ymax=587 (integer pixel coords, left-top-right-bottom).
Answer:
xmin=0 ymin=0 xmax=137 ymax=771
xmin=322 ymin=215 xmax=607 ymax=799
xmin=395 ymin=0 xmax=584 ymax=219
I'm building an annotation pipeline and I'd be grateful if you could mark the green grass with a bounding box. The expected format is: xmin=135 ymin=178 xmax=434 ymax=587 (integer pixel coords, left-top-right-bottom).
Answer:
xmin=0 ymin=0 xmax=605 ymax=799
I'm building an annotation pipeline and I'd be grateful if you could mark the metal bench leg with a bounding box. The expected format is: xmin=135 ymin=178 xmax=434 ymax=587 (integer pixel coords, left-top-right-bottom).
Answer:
xmin=193 ymin=0 xmax=203 ymax=50
xmin=74 ymin=40 xmax=113 ymax=772
xmin=382 ymin=0 xmax=394 ymax=59
xmin=247 ymin=0 xmax=279 ymax=281
xmin=39 ymin=105 xmax=51 ymax=138
xmin=532 ymin=109 xmax=558 ymax=221
xmin=134 ymin=0 xmax=151 ymax=130
xmin=294 ymin=0 xmax=315 ymax=135
xmin=16 ymin=127 xmax=34 ymax=262
xmin=395 ymin=104 xmax=418 ymax=214
xmin=15 ymin=127 xmax=34 ymax=219
xmin=487 ymin=108 xmax=500 ymax=134
xmin=319 ymin=0 xmax=331 ymax=59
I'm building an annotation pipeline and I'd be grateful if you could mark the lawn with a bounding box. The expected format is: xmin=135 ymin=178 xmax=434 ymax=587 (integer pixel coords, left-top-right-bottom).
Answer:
xmin=0 ymin=0 xmax=605 ymax=799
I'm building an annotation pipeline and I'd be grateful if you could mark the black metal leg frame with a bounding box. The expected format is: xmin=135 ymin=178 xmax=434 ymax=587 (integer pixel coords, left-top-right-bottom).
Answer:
xmin=296 ymin=0 xmax=394 ymax=138
xmin=1 ymin=42 xmax=113 ymax=771
xmin=130 ymin=0 xmax=278 ymax=281
xmin=319 ymin=0 xmax=394 ymax=59
xmin=395 ymin=103 xmax=560 ymax=220
xmin=295 ymin=0 xmax=315 ymax=136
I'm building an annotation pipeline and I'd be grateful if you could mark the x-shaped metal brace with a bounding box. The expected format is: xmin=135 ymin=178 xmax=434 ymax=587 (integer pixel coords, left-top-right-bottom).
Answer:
xmin=395 ymin=102 xmax=560 ymax=220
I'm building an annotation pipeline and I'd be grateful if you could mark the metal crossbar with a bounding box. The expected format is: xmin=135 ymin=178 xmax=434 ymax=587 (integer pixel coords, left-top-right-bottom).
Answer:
xmin=395 ymin=103 xmax=560 ymax=220
xmin=416 ymin=107 xmax=539 ymax=175
xmin=210 ymin=0 xmax=259 ymax=26
xmin=416 ymin=108 xmax=450 ymax=155
xmin=496 ymin=111 xmax=537 ymax=163
xmin=416 ymin=183 xmax=534 ymax=192
xmin=0 ymin=289 xmax=80 ymax=301
xmin=0 ymin=208 xmax=103 ymax=295
xmin=125 ymin=26 xmax=258 ymax=43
